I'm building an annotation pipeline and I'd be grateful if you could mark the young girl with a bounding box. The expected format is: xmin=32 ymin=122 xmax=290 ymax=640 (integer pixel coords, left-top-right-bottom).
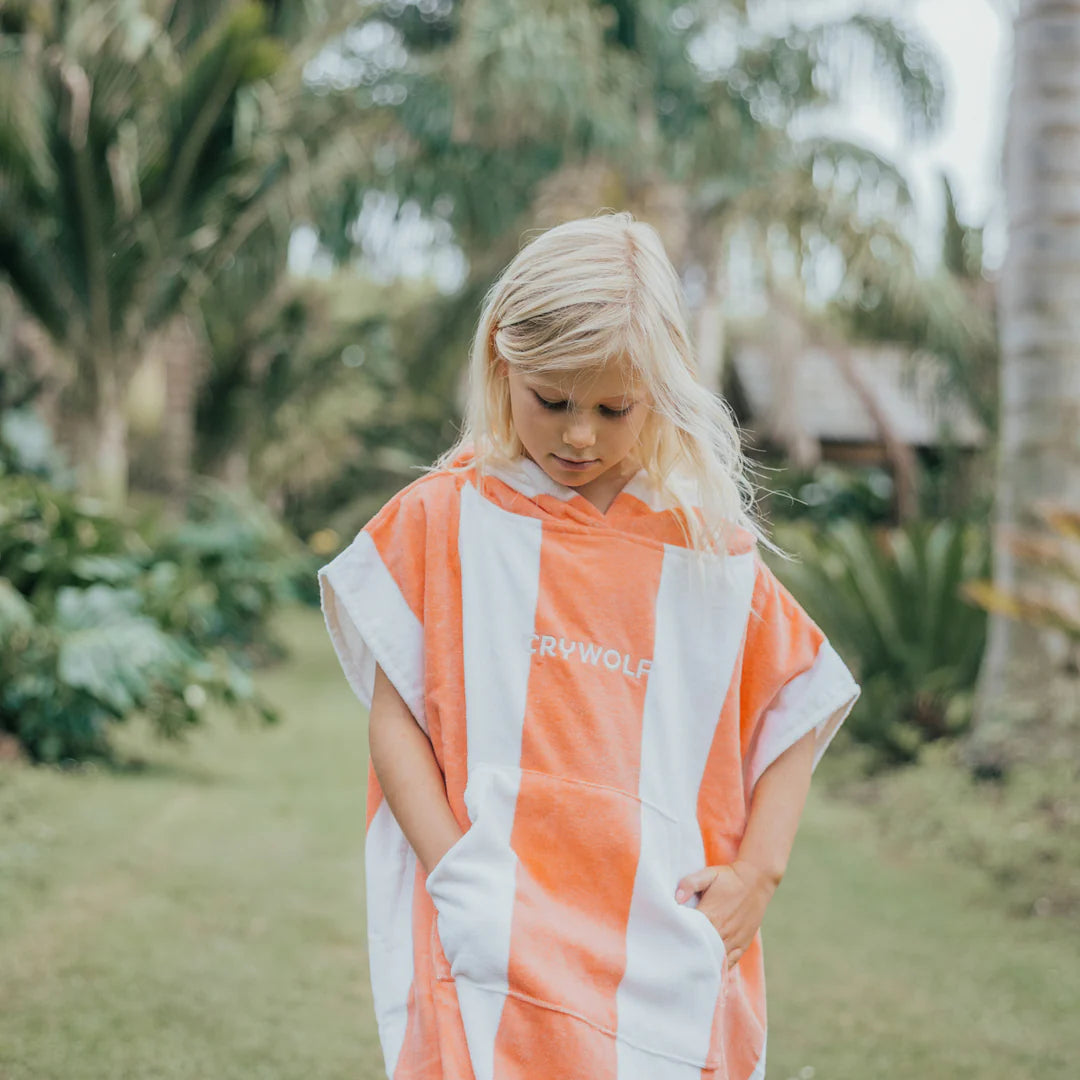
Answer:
xmin=318 ymin=212 xmax=861 ymax=1080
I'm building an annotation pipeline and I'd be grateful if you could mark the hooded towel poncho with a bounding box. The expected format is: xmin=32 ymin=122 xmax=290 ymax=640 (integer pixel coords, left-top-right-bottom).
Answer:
xmin=318 ymin=455 xmax=861 ymax=1080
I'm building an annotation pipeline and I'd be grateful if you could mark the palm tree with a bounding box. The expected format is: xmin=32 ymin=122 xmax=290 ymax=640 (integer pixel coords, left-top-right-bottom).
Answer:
xmin=0 ymin=0 xmax=373 ymax=505
xmin=968 ymin=0 xmax=1080 ymax=773
xmin=317 ymin=1 xmax=987 ymax=427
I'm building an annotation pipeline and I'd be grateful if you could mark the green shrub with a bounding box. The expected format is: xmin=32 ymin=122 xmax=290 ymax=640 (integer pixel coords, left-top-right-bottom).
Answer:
xmin=146 ymin=480 xmax=321 ymax=659
xmin=0 ymin=410 xmax=318 ymax=765
xmin=762 ymin=463 xmax=895 ymax=527
xmin=769 ymin=517 xmax=989 ymax=767
xmin=0 ymin=475 xmax=264 ymax=762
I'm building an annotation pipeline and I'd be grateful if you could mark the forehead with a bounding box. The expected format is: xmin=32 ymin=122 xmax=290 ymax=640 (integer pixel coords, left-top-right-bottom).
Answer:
xmin=524 ymin=361 xmax=639 ymax=402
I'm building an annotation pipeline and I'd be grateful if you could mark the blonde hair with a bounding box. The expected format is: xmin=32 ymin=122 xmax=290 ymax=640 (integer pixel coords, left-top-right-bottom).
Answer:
xmin=435 ymin=211 xmax=778 ymax=560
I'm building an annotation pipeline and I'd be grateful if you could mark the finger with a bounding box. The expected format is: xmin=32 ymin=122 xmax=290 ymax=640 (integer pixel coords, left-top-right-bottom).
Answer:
xmin=675 ymin=866 xmax=720 ymax=902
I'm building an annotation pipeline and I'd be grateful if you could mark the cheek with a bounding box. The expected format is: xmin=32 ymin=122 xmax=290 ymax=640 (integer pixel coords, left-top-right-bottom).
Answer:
xmin=617 ymin=413 xmax=648 ymax=448
xmin=512 ymin=397 xmax=552 ymax=443
xmin=508 ymin=388 xmax=534 ymax=424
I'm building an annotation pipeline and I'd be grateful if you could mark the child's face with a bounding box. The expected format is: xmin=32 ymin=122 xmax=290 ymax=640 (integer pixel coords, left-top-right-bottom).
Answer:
xmin=502 ymin=359 xmax=650 ymax=500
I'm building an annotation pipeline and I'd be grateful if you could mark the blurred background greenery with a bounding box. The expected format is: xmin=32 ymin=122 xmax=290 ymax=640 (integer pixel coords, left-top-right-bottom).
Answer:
xmin=1 ymin=0 xmax=1078 ymax=1077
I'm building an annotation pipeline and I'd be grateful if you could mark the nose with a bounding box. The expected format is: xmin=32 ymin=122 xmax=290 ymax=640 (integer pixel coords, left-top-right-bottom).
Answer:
xmin=563 ymin=414 xmax=596 ymax=452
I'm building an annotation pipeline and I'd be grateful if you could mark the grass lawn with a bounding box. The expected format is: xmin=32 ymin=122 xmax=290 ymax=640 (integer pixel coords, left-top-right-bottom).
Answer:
xmin=1 ymin=606 xmax=1077 ymax=1079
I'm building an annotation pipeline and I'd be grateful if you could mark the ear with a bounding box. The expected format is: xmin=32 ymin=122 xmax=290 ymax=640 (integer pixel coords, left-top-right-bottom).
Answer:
xmin=494 ymin=355 xmax=508 ymax=378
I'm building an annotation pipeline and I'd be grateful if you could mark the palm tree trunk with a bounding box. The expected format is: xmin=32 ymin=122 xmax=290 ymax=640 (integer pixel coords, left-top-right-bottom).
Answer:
xmin=89 ymin=360 xmax=129 ymax=508
xmin=160 ymin=314 xmax=202 ymax=513
xmin=968 ymin=0 xmax=1080 ymax=772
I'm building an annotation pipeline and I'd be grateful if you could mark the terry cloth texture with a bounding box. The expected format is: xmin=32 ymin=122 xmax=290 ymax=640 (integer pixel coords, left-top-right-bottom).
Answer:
xmin=318 ymin=455 xmax=862 ymax=1080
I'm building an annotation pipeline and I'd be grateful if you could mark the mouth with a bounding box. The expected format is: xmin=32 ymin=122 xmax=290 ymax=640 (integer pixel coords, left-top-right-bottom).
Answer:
xmin=551 ymin=454 xmax=599 ymax=471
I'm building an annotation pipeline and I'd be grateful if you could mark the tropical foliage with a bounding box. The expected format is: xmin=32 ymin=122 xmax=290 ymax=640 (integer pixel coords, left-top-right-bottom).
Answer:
xmin=770 ymin=517 xmax=989 ymax=765
xmin=0 ymin=0 xmax=375 ymax=503
xmin=963 ymin=504 xmax=1080 ymax=641
xmin=762 ymin=462 xmax=895 ymax=527
xmin=0 ymin=409 xmax=314 ymax=763
xmin=294 ymin=0 xmax=995 ymax=530
xmin=1 ymin=0 xmax=997 ymax=526
xmin=0 ymin=1 xmax=1008 ymax=766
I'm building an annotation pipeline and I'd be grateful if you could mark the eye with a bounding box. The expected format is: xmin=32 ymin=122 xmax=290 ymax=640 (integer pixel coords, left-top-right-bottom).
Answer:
xmin=599 ymin=404 xmax=634 ymax=418
xmin=532 ymin=391 xmax=569 ymax=411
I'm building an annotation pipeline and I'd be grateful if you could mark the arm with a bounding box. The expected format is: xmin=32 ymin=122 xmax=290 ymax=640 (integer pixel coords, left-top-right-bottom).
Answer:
xmin=734 ymin=725 xmax=817 ymax=888
xmin=675 ymin=728 xmax=817 ymax=968
xmin=369 ymin=662 xmax=464 ymax=875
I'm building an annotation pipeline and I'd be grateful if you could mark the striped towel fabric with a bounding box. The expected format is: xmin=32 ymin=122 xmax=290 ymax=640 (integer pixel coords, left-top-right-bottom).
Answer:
xmin=319 ymin=454 xmax=861 ymax=1080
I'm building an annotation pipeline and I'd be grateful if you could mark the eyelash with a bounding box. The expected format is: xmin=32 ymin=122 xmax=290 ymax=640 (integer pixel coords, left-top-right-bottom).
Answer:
xmin=532 ymin=392 xmax=633 ymax=418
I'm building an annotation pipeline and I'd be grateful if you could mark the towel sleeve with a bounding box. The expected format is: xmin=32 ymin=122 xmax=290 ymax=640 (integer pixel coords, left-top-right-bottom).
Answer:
xmin=317 ymin=483 xmax=430 ymax=734
xmin=740 ymin=554 xmax=861 ymax=798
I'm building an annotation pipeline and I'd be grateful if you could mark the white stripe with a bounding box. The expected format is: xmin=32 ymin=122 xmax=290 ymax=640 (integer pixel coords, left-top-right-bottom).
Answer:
xmin=748 ymin=1031 xmax=767 ymax=1080
xmin=457 ymin=483 xmax=542 ymax=774
xmin=485 ymin=457 xmax=578 ymax=501
xmin=619 ymin=468 xmax=700 ymax=512
xmin=318 ymin=529 xmax=427 ymax=733
xmin=320 ymin=532 xmax=429 ymax=1075
xmin=424 ymin=767 xmax=524 ymax=1079
xmin=423 ymin=483 xmax=542 ymax=1079
xmin=745 ymin=637 xmax=862 ymax=797
xmin=616 ymin=547 xmax=757 ymax=1073
xmin=489 ymin=456 xmax=704 ymax=516
xmin=618 ymin=470 xmax=669 ymax=510
xmin=454 ymin=982 xmax=507 ymax=1075
xmin=613 ymin=1040 xmax=709 ymax=1080
xmin=365 ymin=799 xmax=418 ymax=1077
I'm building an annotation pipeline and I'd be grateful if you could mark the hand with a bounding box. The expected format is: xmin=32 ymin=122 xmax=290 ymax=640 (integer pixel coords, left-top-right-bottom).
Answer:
xmin=675 ymin=860 xmax=777 ymax=971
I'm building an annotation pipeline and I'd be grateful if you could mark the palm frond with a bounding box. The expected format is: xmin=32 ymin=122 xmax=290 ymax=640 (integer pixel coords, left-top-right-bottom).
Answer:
xmin=803 ymin=12 xmax=946 ymax=139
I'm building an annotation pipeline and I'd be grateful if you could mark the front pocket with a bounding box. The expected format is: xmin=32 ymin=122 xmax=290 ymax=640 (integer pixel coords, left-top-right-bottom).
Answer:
xmin=683 ymin=900 xmax=730 ymax=983
xmin=424 ymin=762 xmax=727 ymax=1069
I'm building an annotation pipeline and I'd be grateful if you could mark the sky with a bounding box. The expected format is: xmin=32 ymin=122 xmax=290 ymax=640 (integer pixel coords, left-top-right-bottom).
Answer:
xmin=289 ymin=0 xmax=1013 ymax=286
xmin=834 ymin=0 xmax=1011 ymax=269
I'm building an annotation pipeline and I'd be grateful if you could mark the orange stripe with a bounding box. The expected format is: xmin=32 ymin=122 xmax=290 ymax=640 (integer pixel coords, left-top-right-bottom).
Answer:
xmin=416 ymin=475 xmax=475 ymax=1078
xmin=740 ymin=557 xmax=824 ymax=755
xmin=417 ymin=474 xmax=469 ymax=820
xmin=365 ymin=481 xmax=431 ymax=625
xmin=392 ymin=865 xmax=483 ymax=1079
xmin=698 ymin=673 xmax=762 ymax=1070
xmin=494 ymin=529 xmax=664 ymax=1075
xmin=365 ymin=759 xmax=383 ymax=832
xmin=366 ymin=473 xmax=477 ymax=1078
xmin=694 ymin=555 xmax=816 ymax=1077
xmin=714 ymin=936 xmax=767 ymax=1079
xmin=392 ymin=865 xmax=442 ymax=1078
xmin=494 ymin=995 xmax=629 ymax=1076
xmin=696 ymin=942 xmax=767 ymax=1079
xmin=698 ymin=662 xmax=749 ymax=868
xmin=363 ymin=470 xmax=472 ymax=820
